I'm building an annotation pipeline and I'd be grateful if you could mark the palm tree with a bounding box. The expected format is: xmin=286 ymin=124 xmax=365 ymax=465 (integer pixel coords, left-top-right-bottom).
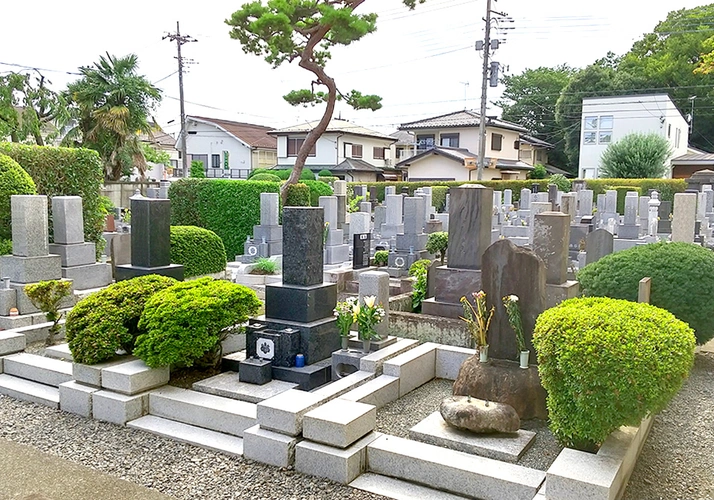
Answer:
xmin=64 ymin=53 xmax=161 ymax=181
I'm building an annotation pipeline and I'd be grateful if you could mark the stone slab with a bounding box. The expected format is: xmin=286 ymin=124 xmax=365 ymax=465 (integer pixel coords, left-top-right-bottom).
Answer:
xmin=367 ymin=435 xmax=545 ymax=500
xmin=264 ymin=282 xmax=337 ymax=324
xmin=303 ymin=399 xmax=376 ymax=448
xmin=192 ymin=371 xmax=297 ymax=403
xmin=0 ymin=315 xmax=33 ymax=330
xmin=545 ymin=281 xmax=580 ymax=309
xmin=383 ymin=343 xmax=437 ymax=397
xmin=409 ymin=412 xmax=535 ymax=463
xmin=48 ymin=242 xmax=96 ymax=267
xmin=59 ymin=380 xmax=99 ymax=417
xmin=272 ymin=358 xmax=332 ymax=391
xmin=0 ymin=288 xmax=17 ymax=316
xmin=62 ymin=263 xmax=112 ymax=290
xmin=338 ymin=374 xmax=400 ymax=409
xmin=72 ymin=356 xmax=136 ymax=388
xmin=3 ymin=352 xmax=73 ymax=387
xmin=92 ymin=389 xmax=148 ymax=425
xmin=0 ymin=373 xmax=59 ymax=408
xmin=312 ymin=369 xmax=374 ymax=400
xmin=243 ymin=424 xmax=300 ymax=468
xmin=148 ymin=386 xmax=256 ymax=437
xmin=436 ymin=345 xmax=477 ymax=380
xmin=296 ymin=432 xmax=382 ymax=485
xmin=350 ymin=473 xmax=468 ymax=500
xmin=101 ymin=359 xmax=169 ymax=395
xmin=0 ymin=331 xmax=26 ymax=356
xmin=432 ymin=265 xmax=482 ymax=304
xmin=128 ymin=415 xmax=244 ymax=457
xmin=256 ymin=389 xmax=327 ymax=436
xmin=359 ymin=338 xmax=419 ymax=374
xmin=44 ymin=342 xmax=73 ymax=361
xmin=0 ymin=254 xmax=62 ymax=283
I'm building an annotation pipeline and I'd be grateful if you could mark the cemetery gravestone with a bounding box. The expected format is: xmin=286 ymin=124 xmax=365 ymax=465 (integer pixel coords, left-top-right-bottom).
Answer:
xmin=585 ymin=228 xmax=614 ymax=265
xmin=672 ymin=193 xmax=697 ymax=243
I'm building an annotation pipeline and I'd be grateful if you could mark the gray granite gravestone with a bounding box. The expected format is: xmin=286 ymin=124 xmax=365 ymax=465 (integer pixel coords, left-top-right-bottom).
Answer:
xmin=617 ymin=192 xmax=641 ymax=240
xmin=585 ymin=228 xmax=614 ymax=265
xmin=533 ymin=212 xmax=579 ymax=308
xmin=320 ymin=196 xmax=349 ymax=265
xmin=387 ymin=197 xmax=428 ymax=277
xmin=241 ymin=192 xmax=283 ymax=263
xmin=380 ymin=194 xmax=404 ymax=238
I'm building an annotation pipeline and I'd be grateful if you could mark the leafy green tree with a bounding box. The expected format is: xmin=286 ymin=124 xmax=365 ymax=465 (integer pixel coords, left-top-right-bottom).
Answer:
xmin=599 ymin=133 xmax=671 ymax=178
xmin=141 ymin=142 xmax=171 ymax=166
xmin=226 ymin=0 xmax=424 ymax=201
xmin=0 ymin=71 xmax=70 ymax=146
xmin=64 ymin=53 xmax=161 ymax=181
xmin=496 ymin=65 xmax=574 ymax=169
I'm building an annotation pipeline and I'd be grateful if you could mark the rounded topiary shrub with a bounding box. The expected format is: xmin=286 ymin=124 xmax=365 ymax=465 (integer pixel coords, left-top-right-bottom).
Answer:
xmin=250 ymin=173 xmax=281 ymax=182
xmin=533 ymin=297 xmax=695 ymax=450
xmin=170 ymin=226 xmax=227 ymax=278
xmin=134 ymin=278 xmax=262 ymax=368
xmin=284 ymin=182 xmax=311 ymax=207
xmin=578 ymin=242 xmax=714 ymax=345
xmin=66 ymin=275 xmax=178 ymax=364
xmin=0 ymin=153 xmax=36 ymax=241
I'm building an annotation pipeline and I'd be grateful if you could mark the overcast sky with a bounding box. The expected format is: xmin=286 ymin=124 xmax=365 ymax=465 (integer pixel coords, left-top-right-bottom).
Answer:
xmin=1 ymin=0 xmax=707 ymax=136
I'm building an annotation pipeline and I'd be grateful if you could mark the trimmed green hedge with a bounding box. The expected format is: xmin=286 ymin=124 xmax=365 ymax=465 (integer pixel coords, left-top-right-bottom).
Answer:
xmin=170 ymin=226 xmax=227 ymax=278
xmin=251 ymin=173 xmax=282 ymax=182
xmin=348 ymin=179 xmax=685 ymax=203
xmin=578 ymin=242 xmax=714 ymax=345
xmin=431 ymin=186 xmax=448 ymax=212
xmin=249 ymin=168 xmax=315 ymax=181
xmin=168 ymin=179 xmax=280 ymax=260
xmin=285 ymin=182 xmax=311 ymax=207
xmin=0 ymin=143 xmax=104 ymax=251
xmin=66 ymin=275 xmax=178 ymax=364
xmin=534 ymin=297 xmax=695 ymax=449
xmin=605 ymin=186 xmax=642 ymax=214
xmin=0 ymin=153 xmax=36 ymax=241
xmin=134 ymin=278 xmax=262 ymax=368
xmin=302 ymin=179 xmax=333 ymax=205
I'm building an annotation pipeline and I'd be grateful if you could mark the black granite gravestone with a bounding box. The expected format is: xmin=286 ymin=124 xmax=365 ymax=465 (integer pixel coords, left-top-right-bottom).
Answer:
xmin=353 ymin=233 xmax=371 ymax=269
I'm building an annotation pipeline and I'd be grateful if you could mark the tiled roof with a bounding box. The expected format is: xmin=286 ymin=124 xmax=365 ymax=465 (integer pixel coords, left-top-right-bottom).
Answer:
xmin=672 ymin=152 xmax=714 ymax=163
xmin=270 ymin=118 xmax=397 ymax=141
xmin=188 ymin=116 xmax=277 ymax=149
xmin=390 ymin=130 xmax=415 ymax=145
xmin=520 ymin=134 xmax=553 ymax=149
xmin=399 ymin=110 xmax=527 ymax=134
xmin=396 ymin=146 xmax=534 ymax=171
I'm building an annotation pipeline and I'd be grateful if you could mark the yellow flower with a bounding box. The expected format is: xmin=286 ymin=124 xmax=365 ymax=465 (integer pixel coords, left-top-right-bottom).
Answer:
xmin=363 ymin=295 xmax=376 ymax=308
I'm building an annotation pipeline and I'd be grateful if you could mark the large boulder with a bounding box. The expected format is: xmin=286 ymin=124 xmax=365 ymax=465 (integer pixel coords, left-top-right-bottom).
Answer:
xmin=452 ymin=357 xmax=548 ymax=420
xmin=440 ymin=395 xmax=519 ymax=433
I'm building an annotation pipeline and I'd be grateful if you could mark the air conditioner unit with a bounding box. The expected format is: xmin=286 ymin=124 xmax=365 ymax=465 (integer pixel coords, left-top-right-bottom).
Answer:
xmin=464 ymin=157 xmax=477 ymax=169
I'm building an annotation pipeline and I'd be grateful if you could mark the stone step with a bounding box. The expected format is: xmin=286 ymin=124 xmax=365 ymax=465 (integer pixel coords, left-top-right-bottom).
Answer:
xmin=149 ymin=386 xmax=256 ymax=437
xmin=359 ymin=338 xmax=420 ymax=374
xmin=0 ymin=374 xmax=60 ymax=408
xmin=2 ymin=352 xmax=73 ymax=387
xmin=349 ymin=473 xmax=470 ymax=500
xmin=44 ymin=343 xmax=73 ymax=361
xmin=367 ymin=435 xmax=545 ymax=500
xmin=127 ymin=415 xmax=244 ymax=456
xmin=193 ymin=371 xmax=298 ymax=403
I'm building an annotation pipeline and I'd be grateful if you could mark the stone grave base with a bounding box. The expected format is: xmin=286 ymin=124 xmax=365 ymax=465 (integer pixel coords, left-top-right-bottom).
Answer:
xmin=272 ymin=358 xmax=332 ymax=390
xmin=62 ymin=263 xmax=112 ymax=290
xmin=545 ymin=281 xmax=580 ymax=309
xmin=257 ymin=315 xmax=340 ymax=366
xmin=347 ymin=335 xmax=397 ymax=352
xmin=114 ymin=263 xmax=184 ymax=281
xmin=420 ymin=297 xmax=464 ymax=320
xmin=409 ymin=411 xmax=535 ymax=463
xmin=0 ymin=254 xmax=61 ymax=283
xmin=613 ymin=238 xmax=647 ymax=253
xmin=431 ymin=266 xmax=482 ymax=304
xmin=332 ymin=349 xmax=369 ymax=379
xmin=265 ymin=282 xmax=337 ymax=323
xmin=192 ymin=371 xmax=297 ymax=403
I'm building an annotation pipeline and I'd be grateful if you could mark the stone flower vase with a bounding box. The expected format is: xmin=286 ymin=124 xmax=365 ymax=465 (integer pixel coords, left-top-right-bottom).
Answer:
xmin=520 ymin=350 xmax=530 ymax=369
xmin=362 ymin=339 xmax=371 ymax=353
xmin=479 ymin=344 xmax=489 ymax=363
xmin=341 ymin=336 xmax=350 ymax=351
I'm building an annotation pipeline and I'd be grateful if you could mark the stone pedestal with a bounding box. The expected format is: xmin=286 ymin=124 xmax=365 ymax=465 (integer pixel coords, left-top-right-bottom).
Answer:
xmin=265 ymin=283 xmax=337 ymax=324
xmin=545 ymin=281 xmax=580 ymax=309
xmin=358 ymin=271 xmax=390 ymax=338
xmin=241 ymin=193 xmax=283 ymax=263
xmin=421 ymin=266 xmax=483 ymax=319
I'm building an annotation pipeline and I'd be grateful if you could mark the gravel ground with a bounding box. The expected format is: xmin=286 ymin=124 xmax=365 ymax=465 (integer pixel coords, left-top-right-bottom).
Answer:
xmin=1 ymin=352 xmax=712 ymax=499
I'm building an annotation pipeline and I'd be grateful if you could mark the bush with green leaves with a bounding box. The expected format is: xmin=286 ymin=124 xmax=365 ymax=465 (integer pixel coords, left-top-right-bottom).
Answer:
xmin=190 ymin=160 xmax=206 ymax=178
xmin=170 ymin=226 xmax=227 ymax=278
xmin=605 ymin=186 xmax=642 ymax=214
xmin=169 ymin=178 xmax=280 ymax=259
xmin=264 ymin=169 xmax=315 ymax=181
xmin=426 ymin=231 xmax=448 ymax=264
xmin=599 ymin=133 xmax=672 ymax=178
xmin=431 ymin=186 xmax=448 ymax=212
xmin=0 ymin=153 xmax=36 ymax=241
xmin=409 ymin=259 xmax=432 ymax=277
xmin=578 ymin=242 xmax=714 ymax=345
xmin=250 ymin=173 xmax=282 ymax=182
xmin=134 ymin=278 xmax=262 ymax=368
xmin=66 ymin=275 xmax=178 ymax=364
xmin=533 ymin=297 xmax=694 ymax=450
xmin=284 ymin=182 xmax=311 ymax=206
xmin=318 ymin=169 xmax=333 ymax=177
xmin=0 ymin=143 xmax=104 ymax=253
xmin=302 ymin=179 xmax=333 ymax=206
xmin=251 ymin=257 xmax=278 ymax=275
xmin=373 ymin=250 xmax=389 ymax=266
xmin=409 ymin=259 xmax=431 ymax=313
xmin=548 ymin=174 xmax=571 ymax=193
xmin=0 ymin=238 xmax=11 ymax=255
xmin=529 ymin=164 xmax=548 ymax=179
xmin=25 ymin=280 xmax=72 ymax=346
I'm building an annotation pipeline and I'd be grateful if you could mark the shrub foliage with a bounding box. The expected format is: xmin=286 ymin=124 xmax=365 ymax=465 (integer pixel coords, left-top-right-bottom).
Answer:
xmin=0 ymin=153 xmax=36 ymax=241
xmin=170 ymin=226 xmax=227 ymax=278
xmin=426 ymin=231 xmax=448 ymax=264
xmin=284 ymin=182 xmax=311 ymax=207
xmin=66 ymin=275 xmax=178 ymax=364
xmin=134 ymin=278 xmax=262 ymax=368
xmin=533 ymin=297 xmax=695 ymax=449
xmin=373 ymin=250 xmax=388 ymax=266
xmin=0 ymin=143 xmax=104 ymax=250
xmin=599 ymin=132 xmax=671 ymax=178
xmin=578 ymin=242 xmax=714 ymax=344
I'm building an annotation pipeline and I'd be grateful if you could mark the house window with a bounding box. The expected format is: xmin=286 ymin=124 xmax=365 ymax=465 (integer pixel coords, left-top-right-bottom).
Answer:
xmin=287 ymin=137 xmax=316 ymax=157
xmin=191 ymin=154 xmax=208 ymax=167
xmin=513 ymin=140 xmax=520 ymax=150
xmin=598 ymin=115 xmax=613 ymax=144
xmin=668 ymin=124 xmax=672 ymax=138
xmin=440 ymin=133 xmax=459 ymax=148
xmin=211 ymin=154 xmax=221 ymax=168
xmin=491 ymin=133 xmax=503 ymax=151
xmin=373 ymin=147 xmax=384 ymax=159
xmin=583 ymin=115 xmax=613 ymax=145
xmin=416 ymin=134 xmax=435 ymax=149
xmin=584 ymin=116 xmax=598 ymax=130
xmin=352 ymin=144 xmax=363 ymax=158
xmin=583 ymin=132 xmax=597 ymax=145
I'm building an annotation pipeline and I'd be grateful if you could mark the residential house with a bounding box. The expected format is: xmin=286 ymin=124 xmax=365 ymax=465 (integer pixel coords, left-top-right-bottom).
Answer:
xmin=269 ymin=118 xmax=400 ymax=182
xmin=577 ymin=94 xmax=689 ymax=179
xmin=185 ymin=116 xmax=277 ymax=179
xmin=518 ymin=134 xmax=572 ymax=177
xmin=671 ymin=146 xmax=714 ymax=179
xmin=139 ymin=127 xmax=179 ymax=180
xmin=395 ymin=110 xmax=533 ymax=181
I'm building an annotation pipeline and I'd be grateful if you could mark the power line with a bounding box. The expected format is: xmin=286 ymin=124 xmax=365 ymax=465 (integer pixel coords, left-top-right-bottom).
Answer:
xmin=0 ymin=61 xmax=80 ymax=76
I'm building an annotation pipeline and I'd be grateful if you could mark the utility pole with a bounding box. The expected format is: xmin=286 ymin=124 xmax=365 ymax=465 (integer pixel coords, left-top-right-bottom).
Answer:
xmin=164 ymin=22 xmax=197 ymax=178
xmin=475 ymin=2 xmax=512 ymax=181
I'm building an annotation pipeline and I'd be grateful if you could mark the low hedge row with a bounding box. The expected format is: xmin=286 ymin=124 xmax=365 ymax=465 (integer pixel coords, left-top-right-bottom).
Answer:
xmin=0 ymin=143 xmax=105 ymax=252
xmin=0 ymin=153 xmax=36 ymax=241
xmin=349 ymin=178 xmax=685 ymax=203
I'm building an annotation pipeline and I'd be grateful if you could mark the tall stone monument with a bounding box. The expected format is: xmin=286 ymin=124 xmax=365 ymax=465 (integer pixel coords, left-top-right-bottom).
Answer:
xmin=533 ymin=212 xmax=579 ymax=308
xmin=241 ymin=192 xmax=283 ymax=263
xmin=319 ymin=196 xmax=349 ymax=265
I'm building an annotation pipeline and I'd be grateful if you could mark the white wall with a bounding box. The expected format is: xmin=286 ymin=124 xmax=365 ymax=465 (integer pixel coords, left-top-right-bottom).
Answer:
xmin=185 ymin=120 xmax=253 ymax=171
xmin=578 ymin=95 xmax=689 ymax=178
xmin=276 ymin=132 xmax=394 ymax=168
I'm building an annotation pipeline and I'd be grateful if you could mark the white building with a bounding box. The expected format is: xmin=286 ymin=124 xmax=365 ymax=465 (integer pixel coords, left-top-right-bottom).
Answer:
xmin=578 ymin=94 xmax=689 ymax=179
xmin=185 ymin=116 xmax=277 ymax=179
xmin=269 ymin=118 xmax=400 ymax=182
